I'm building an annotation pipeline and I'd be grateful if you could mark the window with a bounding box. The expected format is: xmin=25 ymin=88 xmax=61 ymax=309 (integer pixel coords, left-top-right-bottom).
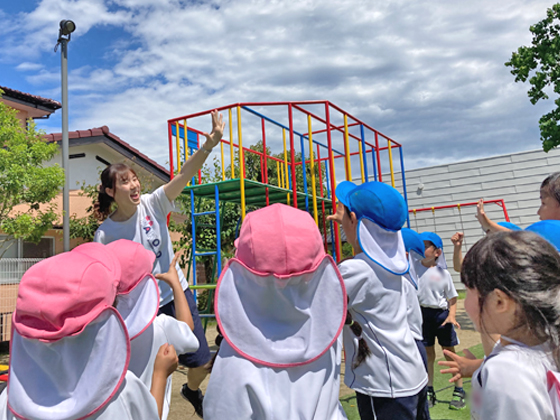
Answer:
xmin=0 ymin=236 xmax=55 ymax=259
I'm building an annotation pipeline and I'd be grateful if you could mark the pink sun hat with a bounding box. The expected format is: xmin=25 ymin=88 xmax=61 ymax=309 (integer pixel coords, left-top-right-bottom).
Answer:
xmin=216 ymin=203 xmax=347 ymax=368
xmin=105 ymin=239 xmax=160 ymax=340
xmin=8 ymin=243 xmax=130 ymax=420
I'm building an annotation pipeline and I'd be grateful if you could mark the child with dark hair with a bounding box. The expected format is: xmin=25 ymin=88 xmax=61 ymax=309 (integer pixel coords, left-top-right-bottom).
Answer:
xmin=93 ymin=110 xmax=225 ymax=417
xmin=476 ymin=172 xmax=560 ymax=233
xmin=328 ymin=181 xmax=427 ymax=420
xmin=458 ymin=231 xmax=560 ymax=419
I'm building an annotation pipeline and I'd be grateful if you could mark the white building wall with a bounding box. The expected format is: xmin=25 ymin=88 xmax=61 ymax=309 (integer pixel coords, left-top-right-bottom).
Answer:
xmin=366 ymin=148 xmax=560 ymax=288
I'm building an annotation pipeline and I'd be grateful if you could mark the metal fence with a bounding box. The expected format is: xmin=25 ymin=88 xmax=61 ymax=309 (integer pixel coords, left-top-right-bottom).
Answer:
xmin=0 ymin=258 xmax=43 ymax=341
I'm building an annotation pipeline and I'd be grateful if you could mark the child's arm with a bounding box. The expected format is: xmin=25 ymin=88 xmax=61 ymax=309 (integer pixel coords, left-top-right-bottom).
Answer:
xmin=438 ymin=349 xmax=482 ymax=382
xmin=476 ymin=199 xmax=511 ymax=233
xmin=151 ymin=343 xmax=178 ymax=419
xmin=441 ymin=297 xmax=461 ymax=329
xmin=164 ymin=110 xmax=225 ymax=202
xmin=450 ymin=232 xmax=464 ymax=273
xmin=155 ymin=253 xmax=194 ymax=330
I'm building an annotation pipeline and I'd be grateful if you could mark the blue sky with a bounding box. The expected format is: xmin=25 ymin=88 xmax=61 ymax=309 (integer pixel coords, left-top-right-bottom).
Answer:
xmin=0 ymin=0 xmax=556 ymax=172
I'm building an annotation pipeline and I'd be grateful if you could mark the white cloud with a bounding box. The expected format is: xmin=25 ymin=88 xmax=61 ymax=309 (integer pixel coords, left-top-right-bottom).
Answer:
xmin=3 ymin=0 xmax=556 ymax=173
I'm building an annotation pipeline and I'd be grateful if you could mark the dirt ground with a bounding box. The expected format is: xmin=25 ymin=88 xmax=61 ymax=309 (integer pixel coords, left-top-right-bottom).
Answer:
xmin=0 ymin=300 xmax=479 ymax=420
xmin=169 ymin=298 xmax=481 ymax=420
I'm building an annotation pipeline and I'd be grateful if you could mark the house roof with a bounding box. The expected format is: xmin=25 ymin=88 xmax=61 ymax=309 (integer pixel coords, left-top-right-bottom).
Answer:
xmin=0 ymin=85 xmax=61 ymax=112
xmin=44 ymin=126 xmax=170 ymax=182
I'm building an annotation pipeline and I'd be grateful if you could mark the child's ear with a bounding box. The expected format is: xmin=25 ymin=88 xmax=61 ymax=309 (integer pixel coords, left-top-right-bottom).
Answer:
xmin=105 ymin=187 xmax=114 ymax=198
xmin=434 ymin=248 xmax=442 ymax=258
xmin=490 ymin=289 xmax=515 ymax=314
xmin=350 ymin=211 xmax=358 ymax=225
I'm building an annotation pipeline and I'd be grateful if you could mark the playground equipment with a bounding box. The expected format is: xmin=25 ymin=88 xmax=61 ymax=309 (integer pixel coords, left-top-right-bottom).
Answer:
xmin=167 ymin=101 xmax=407 ymax=315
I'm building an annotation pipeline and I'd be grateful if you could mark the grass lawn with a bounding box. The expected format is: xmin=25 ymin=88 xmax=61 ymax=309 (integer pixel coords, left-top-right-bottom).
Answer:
xmin=340 ymin=343 xmax=485 ymax=420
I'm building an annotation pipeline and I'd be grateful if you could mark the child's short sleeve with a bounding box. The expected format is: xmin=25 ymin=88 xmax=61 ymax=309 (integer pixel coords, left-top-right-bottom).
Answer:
xmin=144 ymin=186 xmax=177 ymax=220
xmin=158 ymin=314 xmax=199 ymax=355
xmin=93 ymin=228 xmax=106 ymax=244
xmin=338 ymin=259 xmax=373 ymax=308
xmin=442 ymin=269 xmax=458 ymax=301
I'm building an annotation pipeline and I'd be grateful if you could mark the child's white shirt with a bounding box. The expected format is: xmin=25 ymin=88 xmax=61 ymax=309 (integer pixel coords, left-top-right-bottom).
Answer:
xmin=340 ymin=254 xmax=428 ymax=398
xmin=0 ymin=371 xmax=159 ymax=420
xmin=129 ymin=314 xmax=199 ymax=420
xmin=203 ymin=337 xmax=347 ymax=420
xmin=94 ymin=186 xmax=188 ymax=307
xmin=403 ymin=278 xmax=423 ymax=341
xmin=416 ymin=265 xmax=458 ymax=309
xmin=471 ymin=341 xmax=556 ymax=420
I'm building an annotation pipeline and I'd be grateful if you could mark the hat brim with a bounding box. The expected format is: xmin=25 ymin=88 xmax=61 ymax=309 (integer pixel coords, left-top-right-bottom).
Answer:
xmin=8 ymin=308 xmax=130 ymax=420
xmin=334 ymin=181 xmax=357 ymax=210
xmin=215 ymin=257 xmax=346 ymax=368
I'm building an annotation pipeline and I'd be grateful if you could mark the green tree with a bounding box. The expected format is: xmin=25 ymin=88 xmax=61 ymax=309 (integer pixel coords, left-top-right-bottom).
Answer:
xmin=506 ymin=3 xmax=560 ymax=151
xmin=0 ymin=91 xmax=65 ymax=256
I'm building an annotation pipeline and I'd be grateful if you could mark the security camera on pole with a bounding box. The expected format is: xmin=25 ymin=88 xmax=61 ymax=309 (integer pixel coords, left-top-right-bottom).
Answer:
xmin=55 ymin=20 xmax=76 ymax=252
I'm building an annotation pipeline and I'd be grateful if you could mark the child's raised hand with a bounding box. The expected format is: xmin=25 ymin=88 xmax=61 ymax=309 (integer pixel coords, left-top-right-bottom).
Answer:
xmin=154 ymin=343 xmax=179 ymax=378
xmin=155 ymin=252 xmax=181 ymax=288
xmin=202 ymin=110 xmax=225 ymax=149
xmin=475 ymin=199 xmax=491 ymax=231
xmin=439 ymin=349 xmax=480 ymax=383
xmin=327 ymin=202 xmax=345 ymax=224
xmin=450 ymin=232 xmax=464 ymax=247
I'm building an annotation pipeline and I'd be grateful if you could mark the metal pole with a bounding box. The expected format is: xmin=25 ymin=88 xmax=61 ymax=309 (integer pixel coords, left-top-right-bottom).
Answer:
xmin=61 ymin=38 xmax=70 ymax=252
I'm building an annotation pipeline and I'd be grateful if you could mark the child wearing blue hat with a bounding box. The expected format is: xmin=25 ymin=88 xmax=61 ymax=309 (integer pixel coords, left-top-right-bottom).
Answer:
xmin=328 ymin=181 xmax=427 ymax=420
xmin=414 ymin=232 xmax=464 ymax=410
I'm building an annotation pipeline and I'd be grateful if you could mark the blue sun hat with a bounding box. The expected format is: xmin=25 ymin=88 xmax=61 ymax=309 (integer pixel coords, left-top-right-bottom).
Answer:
xmin=401 ymin=228 xmax=425 ymax=289
xmin=420 ymin=231 xmax=448 ymax=269
xmin=335 ymin=181 xmax=409 ymax=275
xmin=525 ymin=220 xmax=560 ymax=252
xmin=497 ymin=221 xmax=522 ymax=231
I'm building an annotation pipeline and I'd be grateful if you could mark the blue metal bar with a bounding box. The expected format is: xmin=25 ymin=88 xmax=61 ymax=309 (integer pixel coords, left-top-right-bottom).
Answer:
xmin=300 ymin=135 xmax=309 ymax=212
xmin=371 ymin=141 xmax=378 ymax=182
xmin=399 ymin=147 xmax=410 ymax=228
xmin=190 ymin=189 xmax=197 ymax=302
xmin=195 ymin=251 xmax=218 ymax=257
xmin=241 ymin=106 xmax=346 ymax=156
xmin=360 ymin=125 xmax=369 ymax=181
xmin=194 ymin=211 xmax=215 ymax=217
xmin=215 ymin=184 xmax=222 ymax=279
xmin=170 ymin=124 xmax=199 ymax=150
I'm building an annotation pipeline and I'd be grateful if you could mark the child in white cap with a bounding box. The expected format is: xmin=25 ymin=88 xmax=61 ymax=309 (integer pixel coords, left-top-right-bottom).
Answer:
xmin=203 ymin=203 xmax=348 ymax=420
xmin=104 ymin=239 xmax=199 ymax=420
xmin=0 ymin=242 xmax=177 ymax=420
xmin=328 ymin=181 xmax=427 ymax=420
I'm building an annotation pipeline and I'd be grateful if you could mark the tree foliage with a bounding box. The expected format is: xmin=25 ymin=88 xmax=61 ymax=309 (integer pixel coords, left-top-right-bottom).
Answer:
xmin=0 ymin=92 xmax=65 ymax=256
xmin=506 ymin=3 xmax=560 ymax=151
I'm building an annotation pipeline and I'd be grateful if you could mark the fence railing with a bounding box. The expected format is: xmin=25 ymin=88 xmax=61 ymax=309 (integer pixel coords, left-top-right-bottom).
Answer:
xmin=0 ymin=258 xmax=43 ymax=285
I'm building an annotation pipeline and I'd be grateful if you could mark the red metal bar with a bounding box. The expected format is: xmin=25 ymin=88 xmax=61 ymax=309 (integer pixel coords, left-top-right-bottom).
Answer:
xmin=293 ymin=149 xmax=374 ymax=166
xmin=375 ymin=131 xmax=382 ymax=182
xmin=168 ymin=123 xmax=174 ymax=180
xmin=325 ymin=103 xmax=341 ymax=261
xmin=409 ymin=200 xmax=508 ymax=213
xmin=197 ymin=133 xmax=202 ymax=184
xmin=500 ymin=199 xmax=510 ymax=222
xmin=288 ymin=104 xmax=298 ymax=208
xmin=262 ymin=118 xmax=269 ymax=206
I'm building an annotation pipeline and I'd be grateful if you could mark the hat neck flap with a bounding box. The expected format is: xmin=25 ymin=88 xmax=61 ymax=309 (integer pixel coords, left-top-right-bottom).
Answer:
xmin=404 ymin=251 xmax=423 ymax=289
xmin=8 ymin=308 xmax=130 ymax=420
xmin=116 ymin=274 xmax=160 ymax=340
xmin=358 ymin=218 xmax=409 ymax=275
xmin=436 ymin=250 xmax=448 ymax=270
xmin=215 ymin=257 xmax=346 ymax=368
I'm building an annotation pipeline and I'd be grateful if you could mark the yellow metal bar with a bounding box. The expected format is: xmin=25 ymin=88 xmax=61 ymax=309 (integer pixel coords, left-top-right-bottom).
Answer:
xmin=282 ymin=128 xmax=290 ymax=206
xmin=344 ymin=114 xmax=352 ymax=181
xmin=220 ymin=139 xmax=225 ymax=181
xmin=388 ymin=139 xmax=395 ymax=187
xmin=276 ymin=161 xmax=281 ymax=187
xmin=308 ymin=115 xmax=319 ymax=225
xmin=175 ymin=121 xmax=181 ymax=172
xmin=229 ymin=108 xmax=234 ymax=178
xmin=237 ymin=106 xmax=246 ymax=220
xmin=184 ymin=119 xmax=189 ymax=186
xmin=358 ymin=135 xmax=365 ymax=184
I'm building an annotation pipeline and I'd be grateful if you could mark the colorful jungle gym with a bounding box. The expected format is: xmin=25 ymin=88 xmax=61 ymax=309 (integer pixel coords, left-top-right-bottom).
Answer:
xmin=167 ymin=101 xmax=406 ymax=312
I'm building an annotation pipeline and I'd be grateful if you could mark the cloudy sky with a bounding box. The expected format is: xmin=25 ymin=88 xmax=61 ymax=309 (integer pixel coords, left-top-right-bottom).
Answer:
xmin=0 ymin=0 xmax=555 ymax=174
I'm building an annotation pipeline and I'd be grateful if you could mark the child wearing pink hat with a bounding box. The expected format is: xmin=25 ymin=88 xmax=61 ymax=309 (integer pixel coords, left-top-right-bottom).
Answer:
xmin=0 ymin=242 xmax=177 ymax=420
xmin=203 ymin=204 xmax=348 ymax=420
xmin=104 ymin=239 xmax=199 ymax=420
